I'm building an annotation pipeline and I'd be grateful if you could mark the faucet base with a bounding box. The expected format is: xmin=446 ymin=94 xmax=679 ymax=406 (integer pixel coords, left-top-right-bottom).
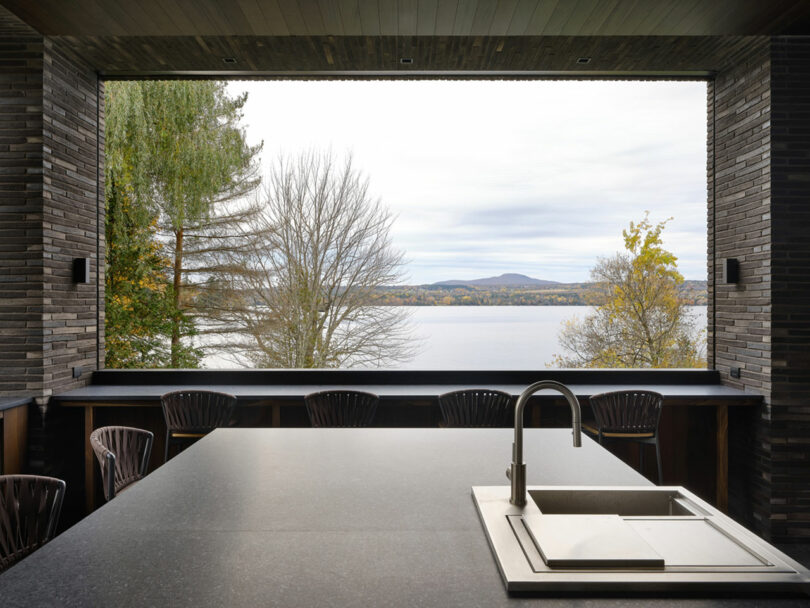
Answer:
xmin=508 ymin=463 xmax=526 ymax=506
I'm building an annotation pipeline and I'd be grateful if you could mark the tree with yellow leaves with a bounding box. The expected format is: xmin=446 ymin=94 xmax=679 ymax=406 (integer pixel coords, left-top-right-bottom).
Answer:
xmin=552 ymin=214 xmax=705 ymax=368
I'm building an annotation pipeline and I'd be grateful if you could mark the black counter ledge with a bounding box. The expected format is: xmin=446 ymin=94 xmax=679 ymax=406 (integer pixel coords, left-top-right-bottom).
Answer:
xmin=52 ymin=368 xmax=762 ymax=405
xmin=0 ymin=396 xmax=32 ymax=412
xmin=83 ymin=367 xmax=730 ymax=386
xmin=0 ymin=428 xmax=803 ymax=607
xmin=52 ymin=381 xmax=760 ymax=404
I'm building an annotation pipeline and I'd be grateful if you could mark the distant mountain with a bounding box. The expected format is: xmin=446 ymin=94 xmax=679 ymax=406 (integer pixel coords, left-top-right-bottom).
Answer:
xmin=432 ymin=273 xmax=560 ymax=287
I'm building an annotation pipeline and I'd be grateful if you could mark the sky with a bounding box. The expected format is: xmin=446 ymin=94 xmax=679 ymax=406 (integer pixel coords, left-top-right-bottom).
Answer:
xmin=226 ymin=79 xmax=708 ymax=284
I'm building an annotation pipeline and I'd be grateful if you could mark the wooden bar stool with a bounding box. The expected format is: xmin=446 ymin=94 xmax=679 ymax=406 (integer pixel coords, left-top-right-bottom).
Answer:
xmin=304 ymin=390 xmax=379 ymax=427
xmin=0 ymin=475 xmax=65 ymax=572
xmin=90 ymin=426 xmax=154 ymax=501
xmin=160 ymin=390 xmax=237 ymax=462
xmin=583 ymin=390 xmax=664 ymax=484
xmin=437 ymin=389 xmax=514 ymax=427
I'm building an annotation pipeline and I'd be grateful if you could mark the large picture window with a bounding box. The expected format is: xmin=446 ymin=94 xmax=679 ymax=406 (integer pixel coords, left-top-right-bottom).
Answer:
xmin=104 ymin=79 xmax=707 ymax=370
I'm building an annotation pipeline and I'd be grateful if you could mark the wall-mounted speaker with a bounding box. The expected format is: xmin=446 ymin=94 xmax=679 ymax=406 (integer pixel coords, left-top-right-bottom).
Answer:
xmin=73 ymin=257 xmax=90 ymax=284
xmin=722 ymin=258 xmax=739 ymax=284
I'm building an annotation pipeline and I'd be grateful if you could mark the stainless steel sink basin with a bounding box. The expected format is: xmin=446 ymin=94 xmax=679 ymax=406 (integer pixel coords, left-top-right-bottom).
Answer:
xmin=472 ymin=485 xmax=810 ymax=594
xmin=528 ymin=487 xmax=704 ymax=517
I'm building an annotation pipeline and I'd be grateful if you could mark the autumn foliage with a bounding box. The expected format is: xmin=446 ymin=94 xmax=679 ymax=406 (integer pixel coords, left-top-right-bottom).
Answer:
xmin=552 ymin=214 xmax=705 ymax=368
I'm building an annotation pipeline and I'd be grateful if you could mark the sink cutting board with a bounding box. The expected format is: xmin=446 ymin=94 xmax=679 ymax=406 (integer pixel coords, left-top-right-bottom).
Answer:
xmin=523 ymin=514 xmax=665 ymax=568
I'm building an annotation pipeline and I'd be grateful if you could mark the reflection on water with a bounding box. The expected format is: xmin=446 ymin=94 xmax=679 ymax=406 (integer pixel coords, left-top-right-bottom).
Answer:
xmin=202 ymin=305 xmax=707 ymax=370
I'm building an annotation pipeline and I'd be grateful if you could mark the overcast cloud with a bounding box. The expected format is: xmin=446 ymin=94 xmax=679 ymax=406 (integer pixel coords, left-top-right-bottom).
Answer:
xmin=226 ymin=80 xmax=708 ymax=284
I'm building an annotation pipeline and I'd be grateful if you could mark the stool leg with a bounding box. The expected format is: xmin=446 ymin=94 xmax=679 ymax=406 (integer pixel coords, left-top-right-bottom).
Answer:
xmin=655 ymin=438 xmax=663 ymax=485
xmin=639 ymin=442 xmax=645 ymax=478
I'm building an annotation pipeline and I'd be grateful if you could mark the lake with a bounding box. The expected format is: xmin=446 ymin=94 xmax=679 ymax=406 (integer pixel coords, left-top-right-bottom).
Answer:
xmin=202 ymin=305 xmax=707 ymax=369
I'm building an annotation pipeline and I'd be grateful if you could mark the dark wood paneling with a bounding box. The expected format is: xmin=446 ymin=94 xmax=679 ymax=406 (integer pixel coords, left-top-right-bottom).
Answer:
xmin=338 ymin=0 xmax=363 ymax=35
xmin=397 ymin=0 xmax=417 ymax=35
xmin=488 ymin=0 xmax=518 ymax=35
xmin=1 ymin=405 xmax=28 ymax=473
xmin=32 ymin=34 xmax=766 ymax=77
xmin=358 ymin=0 xmax=381 ymax=35
xmin=3 ymin=0 xmax=810 ymax=37
xmin=0 ymin=1 xmax=37 ymax=34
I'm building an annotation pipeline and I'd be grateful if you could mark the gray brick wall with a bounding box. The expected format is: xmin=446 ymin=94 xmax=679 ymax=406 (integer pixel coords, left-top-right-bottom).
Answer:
xmin=708 ymin=39 xmax=773 ymax=536
xmin=0 ymin=25 xmax=46 ymax=396
xmin=709 ymin=37 xmax=810 ymax=543
xmin=41 ymin=38 xmax=102 ymax=394
xmin=0 ymin=10 xmax=102 ymax=400
xmin=708 ymin=39 xmax=772 ymax=393
xmin=0 ymin=16 xmax=102 ymax=505
xmin=769 ymin=36 xmax=810 ymax=542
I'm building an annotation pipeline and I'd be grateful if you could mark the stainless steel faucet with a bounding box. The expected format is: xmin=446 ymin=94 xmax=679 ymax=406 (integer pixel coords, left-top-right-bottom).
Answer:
xmin=508 ymin=380 xmax=582 ymax=507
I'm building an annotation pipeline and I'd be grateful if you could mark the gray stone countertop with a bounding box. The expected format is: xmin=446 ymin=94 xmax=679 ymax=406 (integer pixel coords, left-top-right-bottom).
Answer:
xmin=0 ymin=428 xmax=802 ymax=607
xmin=52 ymin=383 xmax=761 ymax=404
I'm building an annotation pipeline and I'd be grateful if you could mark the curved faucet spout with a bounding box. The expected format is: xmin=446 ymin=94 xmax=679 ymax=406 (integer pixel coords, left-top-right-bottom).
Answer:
xmin=509 ymin=380 xmax=582 ymax=507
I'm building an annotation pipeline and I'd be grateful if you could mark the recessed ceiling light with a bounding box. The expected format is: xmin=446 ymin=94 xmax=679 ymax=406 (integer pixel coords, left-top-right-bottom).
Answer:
xmin=222 ymin=57 xmax=237 ymax=64
xmin=400 ymin=57 xmax=414 ymax=65
xmin=576 ymin=57 xmax=592 ymax=64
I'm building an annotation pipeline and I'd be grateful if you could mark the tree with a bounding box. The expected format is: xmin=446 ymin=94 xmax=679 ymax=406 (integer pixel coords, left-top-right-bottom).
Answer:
xmin=213 ymin=152 xmax=415 ymax=368
xmin=141 ymin=81 xmax=262 ymax=366
xmin=104 ymin=81 xmax=199 ymax=367
xmin=104 ymin=81 xmax=262 ymax=367
xmin=552 ymin=214 xmax=705 ymax=368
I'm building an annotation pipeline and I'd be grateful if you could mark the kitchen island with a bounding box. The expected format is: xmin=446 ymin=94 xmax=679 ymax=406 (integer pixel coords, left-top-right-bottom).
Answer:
xmin=0 ymin=428 xmax=803 ymax=606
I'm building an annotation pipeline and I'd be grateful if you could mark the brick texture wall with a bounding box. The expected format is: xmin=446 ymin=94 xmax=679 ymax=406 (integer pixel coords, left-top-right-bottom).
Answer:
xmin=707 ymin=39 xmax=772 ymax=533
xmin=1 ymin=7 xmax=102 ymax=401
xmin=710 ymin=37 xmax=810 ymax=543
xmin=769 ymin=37 xmax=810 ymax=542
xmin=708 ymin=39 xmax=771 ymax=393
xmin=1 ymin=10 xmax=101 ymax=507
xmin=41 ymin=38 xmax=103 ymax=394
xmin=0 ymin=16 xmax=46 ymax=396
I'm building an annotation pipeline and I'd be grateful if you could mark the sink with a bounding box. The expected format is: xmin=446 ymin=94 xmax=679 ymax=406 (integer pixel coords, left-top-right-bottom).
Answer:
xmin=472 ymin=485 xmax=810 ymax=594
xmin=522 ymin=488 xmax=704 ymax=569
xmin=528 ymin=487 xmax=703 ymax=517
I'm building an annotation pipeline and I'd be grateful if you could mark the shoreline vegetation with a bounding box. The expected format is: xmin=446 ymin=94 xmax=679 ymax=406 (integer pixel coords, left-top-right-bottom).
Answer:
xmin=373 ymin=280 xmax=707 ymax=307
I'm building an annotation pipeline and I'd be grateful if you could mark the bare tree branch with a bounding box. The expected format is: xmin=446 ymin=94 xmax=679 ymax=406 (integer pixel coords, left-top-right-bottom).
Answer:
xmin=208 ymin=151 xmax=417 ymax=368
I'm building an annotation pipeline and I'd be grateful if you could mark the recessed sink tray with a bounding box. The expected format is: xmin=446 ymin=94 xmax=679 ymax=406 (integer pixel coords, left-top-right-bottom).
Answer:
xmin=472 ymin=485 xmax=810 ymax=593
xmin=528 ymin=487 xmax=704 ymax=517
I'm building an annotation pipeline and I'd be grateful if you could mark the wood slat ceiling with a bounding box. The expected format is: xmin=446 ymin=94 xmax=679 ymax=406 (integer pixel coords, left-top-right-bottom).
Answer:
xmin=3 ymin=0 xmax=810 ymax=37
xmin=0 ymin=1 xmax=805 ymax=76
xmin=55 ymin=35 xmax=765 ymax=77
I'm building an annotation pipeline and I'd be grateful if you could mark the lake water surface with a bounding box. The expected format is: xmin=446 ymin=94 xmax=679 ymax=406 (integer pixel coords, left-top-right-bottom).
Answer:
xmin=202 ymin=305 xmax=707 ymax=369
xmin=402 ymin=305 xmax=587 ymax=369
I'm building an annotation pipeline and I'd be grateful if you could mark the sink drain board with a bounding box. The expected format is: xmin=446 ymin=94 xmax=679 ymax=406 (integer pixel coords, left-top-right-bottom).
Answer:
xmin=624 ymin=518 xmax=771 ymax=568
xmin=522 ymin=514 xmax=665 ymax=568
